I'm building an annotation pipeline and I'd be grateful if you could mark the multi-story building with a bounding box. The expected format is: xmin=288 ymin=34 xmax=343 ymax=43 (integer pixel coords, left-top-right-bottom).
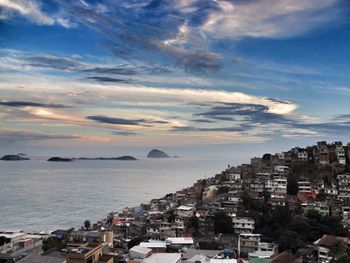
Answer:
xmin=232 ymin=217 xmax=255 ymax=234
xmin=298 ymin=181 xmax=312 ymax=195
xmin=176 ymin=205 xmax=195 ymax=218
xmin=66 ymin=244 xmax=113 ymax=263
xmin=337 ymin=174 xmax=350 ymax=202
xmin=298 ymin=150 xmax=308 ymax=162
xmin=265 ymin=178 xmax=287 ymax=198
xmin=239 ymin=233 xmax=260 ymax=254
xmin=274 ymin=166 xmax=289 ymax=176
xmin=335 ymin=142 xmax=346 ymax=165
xmin=316 ymin=235 xmax=350 ymax=263
xmin=318 ymin=141 xmax=330 ymax=165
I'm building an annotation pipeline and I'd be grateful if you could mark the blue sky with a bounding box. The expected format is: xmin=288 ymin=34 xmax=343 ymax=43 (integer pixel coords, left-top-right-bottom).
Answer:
xmin=0 ymin=0 xmax=350 ymax=157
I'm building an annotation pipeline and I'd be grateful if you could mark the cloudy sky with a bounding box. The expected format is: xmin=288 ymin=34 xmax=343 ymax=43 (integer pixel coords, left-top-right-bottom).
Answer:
xmin=0 ymin=0 xmax=350 ymax=158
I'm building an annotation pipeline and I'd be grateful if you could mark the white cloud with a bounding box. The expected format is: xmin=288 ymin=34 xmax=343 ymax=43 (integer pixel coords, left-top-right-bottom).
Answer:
xmin=0 ymin=0 xmax=75 ymax=27
xmin=201 ymin=0 xmax=342 ymax=39
xmin=0 ymin=76 xmax=298 ymax=115
xmin=0 ymin=0 xmax=54 ymax=25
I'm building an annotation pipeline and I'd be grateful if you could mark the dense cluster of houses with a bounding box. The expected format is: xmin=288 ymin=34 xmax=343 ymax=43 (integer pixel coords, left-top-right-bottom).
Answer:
xmin=1 ymin=141 xmax=350 ymax=263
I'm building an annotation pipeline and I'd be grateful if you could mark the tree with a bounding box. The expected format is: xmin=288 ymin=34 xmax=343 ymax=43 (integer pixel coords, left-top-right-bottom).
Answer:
xmin=84 ymin=220 xmax=91 ymax=230
xmin=187 ymin=216 xmax=199 ymax=231
xmin=217 ymin=186 xmax=230 ymax=194
xmin=165 ymin=210 xmax=176 ymax=223
xmin=214 ymin=211 xmax=233 ymax=234
xmin=277 ymin=230 xmax=305 ymax=253
xmin=287 ymin=176 xmax=298 ymax=195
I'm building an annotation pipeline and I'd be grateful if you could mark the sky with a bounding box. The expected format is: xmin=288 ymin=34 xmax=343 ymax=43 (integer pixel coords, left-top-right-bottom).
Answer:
xmin=0 ymin=0 xmax=350 ymax=159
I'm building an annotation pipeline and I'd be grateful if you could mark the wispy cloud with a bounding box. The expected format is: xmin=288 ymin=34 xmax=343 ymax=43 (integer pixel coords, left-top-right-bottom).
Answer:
xmin=0 ymin=100 xmax=71 ymax=108
xmin=201 ymin=0 xmax=344 ymax=39
xmin=0 ymin=0 xmax=74 ymax=27
xmin=22 ymin=54 xmax=89 ymax=71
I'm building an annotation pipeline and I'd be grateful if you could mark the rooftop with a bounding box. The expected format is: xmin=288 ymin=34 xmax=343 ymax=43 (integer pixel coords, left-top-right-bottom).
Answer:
xmin=142 ymin=253 xmax=182 ymax=263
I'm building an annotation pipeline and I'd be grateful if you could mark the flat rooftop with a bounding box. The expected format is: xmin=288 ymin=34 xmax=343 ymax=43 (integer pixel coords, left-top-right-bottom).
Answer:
xmin=18 ymin=251 xmax=66 ymax=263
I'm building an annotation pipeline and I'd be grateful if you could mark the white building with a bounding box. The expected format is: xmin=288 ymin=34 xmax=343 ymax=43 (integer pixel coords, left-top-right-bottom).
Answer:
xmin=166 ymin=237 xmax=194 ymax=250
xmin=265 ymin=178 xmax=287 ymax=198
xmin=298 ymin=181 xmax=312 ymax=194
xmin=228 ymin=173 xmax=241 ymax=181
xmin=274 ymin=166 xmax=289 ymax=175
xmin=248 ymin=242 xmax=278 ymax=259
xmin=176 ymin=205 xmax=195 ymax=218
xmin=337 ymin=174 xmax=350 ymax=202
xmin=129 ymin=245 xmax=152 ymax=260
xmin=336 ymin=145 xmax=346 ymax=165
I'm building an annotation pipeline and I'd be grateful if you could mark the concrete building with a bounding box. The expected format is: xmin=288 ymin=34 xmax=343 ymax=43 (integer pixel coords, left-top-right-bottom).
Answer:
xmin=318 ymin=141 xmax=330 ymax=165
xmin=298 ymin=181 xmax=312 ymax=195
xmin=297 ymin=150 xmax=308 ymax=162
xmin=274 ymin=166 xmax=289 ymax=176
xmin=129 ymin=245 xmax=152 ymax=260
xmin=176 ymin=205 xmax=195 ymax=218
xmin=337 ymin=174 xmax=350 ymax=202
xmin=66 ymin=244 xmax=113 ymax=263
xmin=315 ymin=235 xmax=350 ymax=263
xmin=335 ymin=143 xmax=346 ymax=165
xmin=165 ymin=237 xmax=194 ymax=250
xmin=239 ymin=233 xmax=260 ymax=254
xmin=232 ymin=217 xmax=255 ymax=234
xmin=265 ymin=178 xmax=287 ymax=198
xmin=0 ymin=231 xmax=43 ymax=262
xmin=139 ymin=240 xmax=166 ymax=253
xmin=248 ymin=242 xmax=278 ymax=259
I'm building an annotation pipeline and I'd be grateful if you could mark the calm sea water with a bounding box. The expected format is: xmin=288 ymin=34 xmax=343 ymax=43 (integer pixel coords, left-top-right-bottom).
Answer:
xmin=0 ymin=158 xmax=230 ymax=230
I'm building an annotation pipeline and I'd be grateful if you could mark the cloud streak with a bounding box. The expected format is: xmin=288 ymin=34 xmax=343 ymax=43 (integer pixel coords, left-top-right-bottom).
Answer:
xmin=0 ymin=101 xmax=71 ymax=108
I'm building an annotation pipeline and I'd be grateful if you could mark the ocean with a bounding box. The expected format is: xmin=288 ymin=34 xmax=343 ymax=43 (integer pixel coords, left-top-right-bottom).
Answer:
xmin=0 ymin=158 xmax=231 ymax=230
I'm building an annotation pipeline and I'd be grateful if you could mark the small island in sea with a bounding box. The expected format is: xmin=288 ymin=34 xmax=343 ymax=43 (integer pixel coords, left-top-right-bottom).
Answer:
xmin=47 ymin=157 xmax=73 ymax=162
xmin=147 ymin=149 xmax=170 ymax=158
xmin=1 ymin=154 xmax=29 ymax=161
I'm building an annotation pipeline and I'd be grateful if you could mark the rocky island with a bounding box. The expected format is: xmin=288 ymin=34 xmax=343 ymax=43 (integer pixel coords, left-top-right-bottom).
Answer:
xmin=47 ymin=157 xmax=73 ymax=162
xmin=1 ymin=154 xmax=29 ymax=161
xmin=147 ymin=149 xmax=170 ymax=158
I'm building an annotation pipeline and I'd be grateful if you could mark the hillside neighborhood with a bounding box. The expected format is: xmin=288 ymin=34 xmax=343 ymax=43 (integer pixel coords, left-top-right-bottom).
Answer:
xmin=1 ymin=141 xmax=350 ymax=263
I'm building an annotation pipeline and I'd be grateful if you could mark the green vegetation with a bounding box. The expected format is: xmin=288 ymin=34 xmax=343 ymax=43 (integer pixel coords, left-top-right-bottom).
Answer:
xmin=217 ymin=186 xmax=230 ymax=194
xmin=42 ymin=236 xmax=66 ymax=252
xmin=287 ymin=176 xmax=298 ymax=195
xmin=214 ymin=211 xmax=233 ymax=234
xmin=238 ymin=192 xmax=348 ymax=253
